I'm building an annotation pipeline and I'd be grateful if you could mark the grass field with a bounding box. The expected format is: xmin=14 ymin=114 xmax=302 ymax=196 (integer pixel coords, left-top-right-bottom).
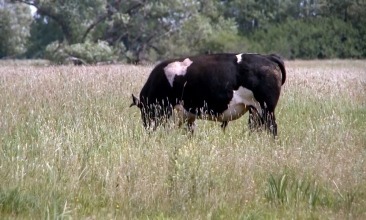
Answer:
xmin=0 ymin=60 xmax=365 ymax=219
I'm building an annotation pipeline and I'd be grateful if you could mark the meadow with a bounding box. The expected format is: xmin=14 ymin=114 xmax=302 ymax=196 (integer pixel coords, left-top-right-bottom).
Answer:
xmin=0 ymin=59 xmax=365 ymax=219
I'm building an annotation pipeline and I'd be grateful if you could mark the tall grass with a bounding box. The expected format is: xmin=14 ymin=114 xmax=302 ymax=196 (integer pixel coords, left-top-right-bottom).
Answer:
xmin=0 ymin=60 xmax=365 ymax=219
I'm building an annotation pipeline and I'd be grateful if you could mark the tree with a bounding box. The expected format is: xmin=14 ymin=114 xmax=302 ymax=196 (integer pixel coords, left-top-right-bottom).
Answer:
xmin=156 ymin=14 xmax=244 ymax=59
xmin=14 ymin=0 xmax=204 ymax=63
xmin=14 ymin=0 xmax=145 ymax=62
xmin=0 ymin=0 xmax=32 ymax=58
xmin=25 ymin=15 xmax=63 ymax=58
xmin=13 ymin=0 xmax=110 ymax=44
xmin=101 ymin=0 xmax=201 ymax=62
xmin=4 ymin=0 xmax=366 ymax=62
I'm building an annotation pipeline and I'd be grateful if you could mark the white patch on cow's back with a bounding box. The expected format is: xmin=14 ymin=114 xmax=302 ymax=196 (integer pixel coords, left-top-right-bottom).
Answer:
xmin=236 ymin=53 xmax=243 ymax=63
xmin=164 ymin=58 xmax=193 ymax=87
xmin=229 ymin=86 xmax=261 ymax=114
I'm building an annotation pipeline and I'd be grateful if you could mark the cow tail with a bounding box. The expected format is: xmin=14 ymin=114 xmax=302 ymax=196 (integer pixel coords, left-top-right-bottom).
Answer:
xmin=268 ymin=54 xmax=286 ymax=85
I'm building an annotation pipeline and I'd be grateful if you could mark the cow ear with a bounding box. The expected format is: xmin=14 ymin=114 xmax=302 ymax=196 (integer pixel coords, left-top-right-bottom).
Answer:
xmin=130 ymin=94 xmax=140 ymax=107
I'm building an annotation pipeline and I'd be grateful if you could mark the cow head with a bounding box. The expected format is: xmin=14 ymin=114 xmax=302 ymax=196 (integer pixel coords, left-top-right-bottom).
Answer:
xmin=131 ymin=94 xmax=176 ymax=130
xmin=130 ymin=94 xmax=141 ymax=108
xmin=130 ymin=94 xmax=169 ymax=129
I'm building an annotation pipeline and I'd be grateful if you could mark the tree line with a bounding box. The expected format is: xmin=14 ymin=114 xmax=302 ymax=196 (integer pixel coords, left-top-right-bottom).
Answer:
xmin=1 ymin=0 xmax=365 ymax=64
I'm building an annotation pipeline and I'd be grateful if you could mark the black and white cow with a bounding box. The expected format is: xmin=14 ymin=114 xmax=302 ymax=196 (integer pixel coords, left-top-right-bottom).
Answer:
xmin=130 ymin=53 xmax=286 ymax=136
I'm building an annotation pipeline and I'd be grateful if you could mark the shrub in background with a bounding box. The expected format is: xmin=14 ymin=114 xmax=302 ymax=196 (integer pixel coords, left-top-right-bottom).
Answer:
xmin=45 ymin=40 xmax=120 ymax=64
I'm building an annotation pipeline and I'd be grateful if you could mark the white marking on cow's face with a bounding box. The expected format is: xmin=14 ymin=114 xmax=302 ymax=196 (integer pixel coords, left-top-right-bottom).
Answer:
xmin=236 ymin=53 xmax=243 ymax=63
xmin=164 ymin=58 xmax=193 ymax=87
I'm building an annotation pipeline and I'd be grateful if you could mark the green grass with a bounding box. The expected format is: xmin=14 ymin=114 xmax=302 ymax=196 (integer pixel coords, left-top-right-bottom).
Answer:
xmin=0 ymin=60 xmax=365 ymax=219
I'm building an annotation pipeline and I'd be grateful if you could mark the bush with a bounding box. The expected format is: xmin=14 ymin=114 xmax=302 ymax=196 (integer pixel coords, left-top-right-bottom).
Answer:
xmin=44 ymin=40 xmax=120 ymax=64
xmin=248 ymin=17 xmax=363 ymax=59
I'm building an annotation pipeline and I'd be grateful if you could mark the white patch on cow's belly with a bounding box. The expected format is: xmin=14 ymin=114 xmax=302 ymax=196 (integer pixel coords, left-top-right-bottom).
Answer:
xmin=164 ymin=58 xmax=193 ymax=87
xmin=198 ymin=86 xmax=261 ymax=122
xmin=236 ymin=53 xmax=243 ymax=63
xmin=228 ymin=86 xmax=261 ymax=113
xmin=203 ymin=86 xmax=261 ymax=122
xmin=173 ymin=86 xmax=261 ymax=124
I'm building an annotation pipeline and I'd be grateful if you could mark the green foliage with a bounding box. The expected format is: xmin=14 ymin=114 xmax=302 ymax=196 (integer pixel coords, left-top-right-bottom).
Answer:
xmin=0 ymin=188 xmax=38 ymax=215
xmin=105 ymin=0 xmax=202 ymax=62
xmin=44 ymin=40 xmax=119 ymax=64
xmin=248 ymin=17 xmax=363 ymax=59
xmin=156 ymin=15 xmax=245 ymax=59
xmin=25 ymin=16 xmax=64 ymax=58
xmin=2 ymin=0 xmax=366 ymax=60
xmin=265 ymin=173 xmax=321 ymax=208
xmin=65 ymin=41 xmax=120 ymax=64
xmin=0 ymin=1 xmax=32 ymax=58
xmin=32 ymin=0 xmax=106 ymax=44
xmin=43 ymin=41 xmax=68 ymax=64
xmin=201 ymin=17 xmax=247 ymax=54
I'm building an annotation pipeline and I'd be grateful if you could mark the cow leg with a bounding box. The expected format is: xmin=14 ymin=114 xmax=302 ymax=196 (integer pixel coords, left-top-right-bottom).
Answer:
xmin=221 ymin=121 xmax=228 ymax=132
xmin=172 ymin=108 xmax=184 ymax=128
xmin=186 ymin=118 xmax=196 ymax=134
xmin=173 ymin=104 xmax=195 ymax=131
xmin=248 ymin=107 xmax=262 ymax=132
xmin=265 ymin=111 xmax=277 ymax=137
xmin=259 ymin=101 xmax=277 ymax=137
xmin=160 ymin=104 xmax=174 ymax=126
